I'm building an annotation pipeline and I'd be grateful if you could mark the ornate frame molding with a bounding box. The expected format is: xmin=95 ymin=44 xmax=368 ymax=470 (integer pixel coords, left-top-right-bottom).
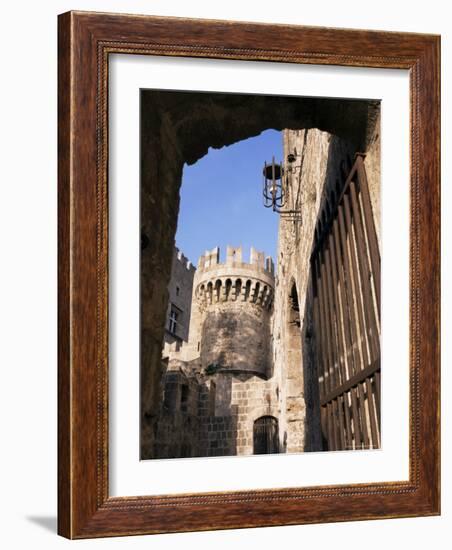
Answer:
xmin=58 ymin=11 xmax=440 ymax=538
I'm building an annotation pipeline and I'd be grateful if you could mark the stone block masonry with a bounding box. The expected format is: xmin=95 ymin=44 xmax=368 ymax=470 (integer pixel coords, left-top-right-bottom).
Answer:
xmin=150 ymin=246 xmax=286 ymax=459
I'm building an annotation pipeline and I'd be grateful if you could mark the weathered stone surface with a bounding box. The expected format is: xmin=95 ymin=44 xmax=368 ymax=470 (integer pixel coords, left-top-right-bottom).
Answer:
xmin=273 ymin=123 xmax=381 ymax=453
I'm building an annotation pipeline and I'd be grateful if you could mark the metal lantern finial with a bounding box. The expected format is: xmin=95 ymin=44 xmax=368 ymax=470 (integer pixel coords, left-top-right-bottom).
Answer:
xmin=263 ymin=156 xmax=285 ymax=211
xmin=262 ymin=152 xmax=302 ymax=218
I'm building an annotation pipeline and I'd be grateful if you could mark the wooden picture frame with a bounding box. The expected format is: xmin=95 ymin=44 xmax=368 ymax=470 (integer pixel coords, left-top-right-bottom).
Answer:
xmin=58 ymin=11 xmax=440 ymax=539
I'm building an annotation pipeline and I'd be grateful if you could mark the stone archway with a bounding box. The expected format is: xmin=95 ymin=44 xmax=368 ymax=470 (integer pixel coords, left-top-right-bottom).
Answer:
xmin=139 ymin=89 xmax=379 ymax=456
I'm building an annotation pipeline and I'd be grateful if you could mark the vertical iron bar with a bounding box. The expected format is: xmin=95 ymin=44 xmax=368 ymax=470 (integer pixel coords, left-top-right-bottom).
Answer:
xmin=324 ymin=244 xmax=346 ymax=449
xmin=316 ymin=254 xmax=332 ymax=397
xmin=343 ymin=192 xmax=370 ymax=448
xmin=349 ymin=180 xmax=380 ymax=447
xmin=327 ymin=228 xmax=353 ymax=449
xmin=313 ymin=255 xmax=327 ymax=391
xmin=314 ymin=253 xmax=333 ymax=449
xmin=343 ymin=391 xmax=353 ymax=449
xmin=337 ymin=202 xmax=363 ymax=449
xmin=312 ymin=263 xmax=326 ymax=404
xmin=349 ymin=179 xmax=380 ymax=366
xmin=319 ymin=246 xmax=340 ymax=450
xmin=374 ymin=371 xmax=381 ymax=426
xmin=355 ymin=155 xmax=381 ymax=315
xmin=365 ymin=377 xmax=380 ymax=448
xmin=324 ymin=245 xmax=343 ymax=386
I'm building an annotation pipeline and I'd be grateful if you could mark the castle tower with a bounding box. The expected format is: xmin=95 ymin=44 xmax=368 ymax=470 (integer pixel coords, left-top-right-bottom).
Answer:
xmin=189 ymin=245 xmax=275 ymax=378
xmin=154 ymin=245 xmax=283 ymax=459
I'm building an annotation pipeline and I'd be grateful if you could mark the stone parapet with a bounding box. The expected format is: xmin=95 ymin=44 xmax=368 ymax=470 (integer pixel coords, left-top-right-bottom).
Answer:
xmin=197 ymin=246 xmax=274 ymax=276
xmin=175 ymin=246 xmax=196 ymax=272
xmin=194 ymin=246 xmax=275 ymax=311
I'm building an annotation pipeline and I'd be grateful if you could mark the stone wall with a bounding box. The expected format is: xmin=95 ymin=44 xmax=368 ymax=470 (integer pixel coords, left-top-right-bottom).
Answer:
xmin=200 ymin=305 xmax=271 ymax=377
xmin=145 ymin=246 xmax=282 ymax=459
xmin=272 ymin=120 xmax=381 ymax=453
xmin=362 ymin=111 xmax=381 ymax=247
xmin=152 ymin=368 xmax=282 ymax=458
xmin=273 ymin=128 xmax=359 ymax=452
xmin=229 ymin=374 xmax=281 ymax=454
xmin=153 ymin=364 xmax=202 ymax=458
xmin=162 ymin=247 xmax=195 ymax=352
xmin=151 ymin=363 xmax=240 ymax=458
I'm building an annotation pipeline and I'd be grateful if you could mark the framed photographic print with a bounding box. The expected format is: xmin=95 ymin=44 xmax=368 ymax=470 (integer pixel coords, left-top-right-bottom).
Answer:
xmin=58 ymin=11 xmax=440 ymax=538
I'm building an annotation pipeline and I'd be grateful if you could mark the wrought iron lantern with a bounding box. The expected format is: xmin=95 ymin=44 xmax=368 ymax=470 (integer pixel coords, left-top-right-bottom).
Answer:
xmin=262 ymin=157 xmax=285 ymax=212
xmin=262 ymin=153 xmax=302 ymax=217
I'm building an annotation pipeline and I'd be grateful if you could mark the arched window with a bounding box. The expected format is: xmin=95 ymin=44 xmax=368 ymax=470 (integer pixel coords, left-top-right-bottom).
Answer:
xmin=225 ymin=278 xmax=232 ymax=299
xmin=244 ymin=279 xmax=252 ymax=300
xmin=207 ymin=282 xmax=213 ymax=303
xmin=289 ymin=282 xmax=300 ymax=328
xmin=252 ymin=282 xmax=260 ymax=303
xmin=262 ymin=285 xmax=268 ymax=305
xmin=214 ymin=279 xmax=222 ymax=302
xmin=235 ymin=279 xmax=242 ymax=300
xmin=253 ymin=416 xmax=279 ymax=454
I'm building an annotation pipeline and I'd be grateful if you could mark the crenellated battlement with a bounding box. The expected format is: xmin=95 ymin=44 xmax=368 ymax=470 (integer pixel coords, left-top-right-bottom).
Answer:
xmin=194 ymin=246 xmax=275 ymax=311
xmin=175 ymin=246 xmax=196 ymax=272
xmin=197 ymin=245 xmax=274 ymax=275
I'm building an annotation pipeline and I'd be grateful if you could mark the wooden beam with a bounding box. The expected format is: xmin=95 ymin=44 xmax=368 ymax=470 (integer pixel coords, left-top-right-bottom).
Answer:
xmin=321 ymin=360 xmax=380 ymax=406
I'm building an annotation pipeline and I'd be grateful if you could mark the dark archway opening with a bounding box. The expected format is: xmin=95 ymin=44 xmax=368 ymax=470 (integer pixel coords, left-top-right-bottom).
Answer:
xmin=253 ymin=416 xmax=279 ymax=455
xmin=287 ymin=281 xmax=301 ymax=373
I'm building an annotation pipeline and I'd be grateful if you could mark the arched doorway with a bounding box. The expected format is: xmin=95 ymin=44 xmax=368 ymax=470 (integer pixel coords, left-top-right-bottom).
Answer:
xmin=253 ymin=416 xmax=279 ymax=455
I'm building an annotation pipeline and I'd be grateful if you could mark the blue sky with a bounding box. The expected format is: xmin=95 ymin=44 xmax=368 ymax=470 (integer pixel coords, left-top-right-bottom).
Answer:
xmin=175 ymin=129 xmax=282 ymax=267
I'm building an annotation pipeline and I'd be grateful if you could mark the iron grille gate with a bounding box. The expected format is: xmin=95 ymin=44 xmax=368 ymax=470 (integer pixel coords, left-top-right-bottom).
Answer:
xmin=311 ymin=154 xmax=380 ymax=451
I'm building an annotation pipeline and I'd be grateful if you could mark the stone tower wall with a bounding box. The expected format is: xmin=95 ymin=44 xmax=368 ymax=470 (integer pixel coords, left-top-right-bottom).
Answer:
xmin=187 ymin=245 xmax=275 ymax=378
xmin=162 ymin=247 xmax=196 ymax=354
